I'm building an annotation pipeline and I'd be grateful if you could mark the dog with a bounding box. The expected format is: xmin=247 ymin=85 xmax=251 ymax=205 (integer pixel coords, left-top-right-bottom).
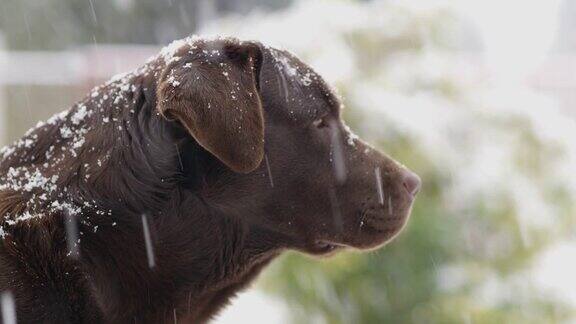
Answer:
xmin=0 ymin=36 xmax=421 ymax=323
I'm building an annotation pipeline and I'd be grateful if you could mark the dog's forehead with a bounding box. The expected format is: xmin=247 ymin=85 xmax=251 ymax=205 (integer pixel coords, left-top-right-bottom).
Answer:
xmin=262 ymin=47 xmax=341 ymax=114
xmin=270 ymin=49 xmax=336 ymax=94
xmin=267 ymin=48 xmax=317 ymax=87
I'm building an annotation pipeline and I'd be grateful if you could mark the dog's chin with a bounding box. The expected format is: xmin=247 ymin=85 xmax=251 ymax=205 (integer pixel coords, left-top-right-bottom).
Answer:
xmin=354 ymin=204 xmax=414 ymax=249
xmin=298 ymin=241 xmax=346 ymax=256
xmin=300 ymin=234 xmax=393 ymax=257
xmin=299 ymin=228 xmax=403 ymax=257
xmin=347 ymin=226 xmax=404 ymax=251
xmin=301 ymin=209 xmax=412 ymax=256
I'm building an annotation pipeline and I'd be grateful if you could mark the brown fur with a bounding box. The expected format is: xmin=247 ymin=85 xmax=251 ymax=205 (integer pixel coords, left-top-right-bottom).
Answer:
xmin=0 ymin=37 xmax=419 ymax=323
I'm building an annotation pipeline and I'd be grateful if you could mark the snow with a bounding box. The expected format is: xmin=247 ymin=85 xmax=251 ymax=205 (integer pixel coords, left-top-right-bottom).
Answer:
xmin=0 ymin=291 xmax=16 ymax=324
xmin=167 ymin=75 xmax=181 ymax=87
xmin=1 ymin=167 xmax=55 ymax=193
xmin=374 ymin=167 xmax=384 ymax=205
xmin=342 ymin=124 xmax=358 ymax=147
xmin=60 ymin=125 xmax=73 ymax=139
xmin=264 ymin=153 xmax=274 ymax=188
xmin=71 ymin=105 xmax=89 ymax=125
xmin=269 ymin=49 xmax=320 ymax=88
xmin=329 ymin=121 xmax=346 ymax=184
xmin=141 ymin=214 xmax=156 ymax=268
xmin=64 ymin=211 xmax=80 ymax=259
xmin=157 ymin=35 xmax=232 ymax=64
xmin=0 ymin=66 xmax=133 ymax=233
xmin=0 ymin=146 xmax=15 ymax=160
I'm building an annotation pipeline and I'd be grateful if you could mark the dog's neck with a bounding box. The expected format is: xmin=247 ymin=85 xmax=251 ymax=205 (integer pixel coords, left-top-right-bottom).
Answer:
xmin=80 ymin=195 xmax=281 ymax=323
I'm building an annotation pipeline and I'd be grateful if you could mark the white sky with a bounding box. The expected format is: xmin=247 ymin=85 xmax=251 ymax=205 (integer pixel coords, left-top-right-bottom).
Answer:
xmin=451 ymin=0 xmax=563 ymax=81
xmin=402 ymin=0 xmax=563 ymax=82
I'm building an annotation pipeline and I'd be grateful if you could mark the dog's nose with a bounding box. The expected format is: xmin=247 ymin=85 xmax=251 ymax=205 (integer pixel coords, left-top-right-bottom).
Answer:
xmin=401 ymin=169 xmax=421 ymax=197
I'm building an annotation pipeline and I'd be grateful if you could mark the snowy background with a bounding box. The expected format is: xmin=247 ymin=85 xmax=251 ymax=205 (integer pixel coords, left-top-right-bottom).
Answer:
xmin=1 ymin=0 xmax=576 ymax=323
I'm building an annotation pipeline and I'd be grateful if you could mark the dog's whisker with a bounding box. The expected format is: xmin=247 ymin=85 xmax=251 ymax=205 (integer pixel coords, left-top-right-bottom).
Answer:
xmin=1 ymin=291 xmax=16 ymax=324
xmin=374 ymin=167 xmax=384 ymax=205
xmin=173 ymin=308 xmax=177 ymax=324
xmin=388 ymin=196 xmax=393 ymax=216
xmin=141 ymin=214 xmax=155 ymax=268
xmin=64 ymin=211 xmax=80 ymax=259
xmin=264 ymin=153 xmax=274 ymax=188
xmin=330 ymin=120 xmax=347 ymax=184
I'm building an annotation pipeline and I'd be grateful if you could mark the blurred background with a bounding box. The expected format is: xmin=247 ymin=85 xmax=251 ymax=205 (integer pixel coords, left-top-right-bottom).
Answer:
xmin=1 ymin=0 xmax=576 ymax=323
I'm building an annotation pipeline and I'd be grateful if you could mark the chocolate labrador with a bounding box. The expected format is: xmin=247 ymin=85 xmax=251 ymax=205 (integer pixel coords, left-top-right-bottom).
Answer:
xmin=0 ymin=36 xmax=420 ymax=323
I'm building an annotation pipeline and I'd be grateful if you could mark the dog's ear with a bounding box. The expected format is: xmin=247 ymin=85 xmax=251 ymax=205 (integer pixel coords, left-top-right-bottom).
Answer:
xmin=157 ymin=40 xmax=264 ymax=173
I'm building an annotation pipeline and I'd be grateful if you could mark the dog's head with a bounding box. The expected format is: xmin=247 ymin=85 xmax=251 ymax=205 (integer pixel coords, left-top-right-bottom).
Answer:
xmin=157 ymin=37 xmax=420 ymax=255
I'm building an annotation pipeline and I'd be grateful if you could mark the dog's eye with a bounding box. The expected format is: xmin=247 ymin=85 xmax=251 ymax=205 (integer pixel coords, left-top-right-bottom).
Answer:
xmin=312 ymin=118 xmax=328 ymax=129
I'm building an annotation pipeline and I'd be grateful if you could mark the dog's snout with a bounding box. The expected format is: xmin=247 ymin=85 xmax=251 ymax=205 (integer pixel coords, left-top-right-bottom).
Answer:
xmin=401 ymin=169 xmax=421 ymax=197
